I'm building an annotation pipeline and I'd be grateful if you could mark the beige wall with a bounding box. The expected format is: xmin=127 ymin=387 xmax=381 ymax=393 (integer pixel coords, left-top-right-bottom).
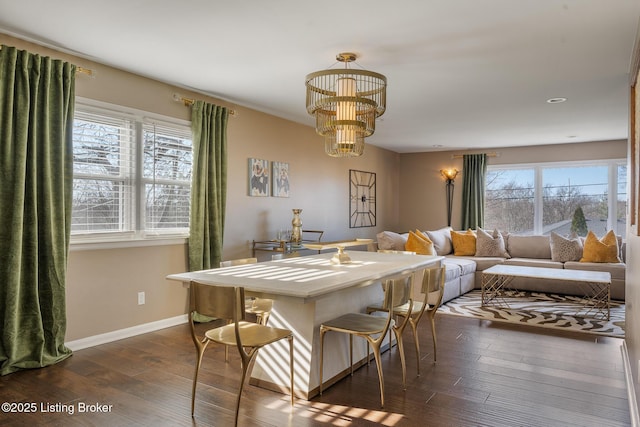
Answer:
xmin=626 ymin=176 xmax=640 ymax=414
xmin=398 ymin=140 xmax=627 ymax=232
xmin=1 ymin=34 xmax=401 ymax=341
xmin=627 ymin=63 xmax=640 ymax=412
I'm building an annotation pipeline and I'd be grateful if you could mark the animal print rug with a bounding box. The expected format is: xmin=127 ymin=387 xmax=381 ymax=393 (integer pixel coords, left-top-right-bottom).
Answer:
xmin=438 ymin=290 xmax=625 ymax=338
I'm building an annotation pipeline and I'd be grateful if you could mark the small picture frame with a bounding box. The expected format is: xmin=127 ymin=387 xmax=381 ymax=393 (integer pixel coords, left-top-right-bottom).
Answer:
xmin=248 ymin=158 xmax=269 ymax=197
xmin=272 ymin=161 xmax=290 ymax=197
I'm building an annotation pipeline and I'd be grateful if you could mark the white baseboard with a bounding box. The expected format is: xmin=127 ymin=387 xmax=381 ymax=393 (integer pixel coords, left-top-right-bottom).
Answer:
xmin=65 ymin=314 xmax=188 ymax=351
xmin=622 ymin=341 xmax=640 ymax=427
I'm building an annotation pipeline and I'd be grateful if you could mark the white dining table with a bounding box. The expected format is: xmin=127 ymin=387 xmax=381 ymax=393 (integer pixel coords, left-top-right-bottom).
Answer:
xmin=167 ymin=251 xmax=443 ymax=399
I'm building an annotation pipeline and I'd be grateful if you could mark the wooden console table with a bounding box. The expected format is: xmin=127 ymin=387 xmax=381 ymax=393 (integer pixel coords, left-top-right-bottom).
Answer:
xmin=482 ymin=264 xmax=611 ymax=320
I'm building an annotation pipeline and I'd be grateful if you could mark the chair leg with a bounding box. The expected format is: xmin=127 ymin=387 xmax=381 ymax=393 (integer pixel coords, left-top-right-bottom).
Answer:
xmin=409 ymin=320 xmax=421 ymax=376
xmin=319 ymin=328 xmax=326 ymax=396
xmin=256 ymin=311 xmax=270 ymax=325
xmin=369 ymin=339 xmax=386 ymax=408
xmin=429 ymin=311 xmax=437 ymax=362
xmin=288 ymin=335 xmax=295 ymax=407
xmin=393 ymin=328 xmax=407 ymax=390
xmin=235 ymin=351 xmax=258 ymax=427
xmin=191 ymin=343 xmax=208 ymax=416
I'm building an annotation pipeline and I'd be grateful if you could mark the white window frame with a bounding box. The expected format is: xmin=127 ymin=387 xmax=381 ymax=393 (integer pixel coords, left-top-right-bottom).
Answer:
xmin=70 ymin=98 xmax=192 ymax=249
xmin=486 ymin=159 xmax=626 ymax=235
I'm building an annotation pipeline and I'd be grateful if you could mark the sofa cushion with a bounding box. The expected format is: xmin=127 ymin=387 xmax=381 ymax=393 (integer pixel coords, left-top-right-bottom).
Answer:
xmin=580 ymin=230 xmax=621 ymax=263
xmin=405 ymin=230 xmax=435 ymax=255
xmin=475 ymin=227 xmax=510 ymax=258
xmin=447 ymin=255 xmax=504 ymax=272
xmin=550 ymin=232 xmax=583 ymax=262
xmin=442 ymin=260 xmax=461 ymax=282
xmin=376 ymin=231 xmax=408 ymax=251
xmin=507 ymin=235 xmax=551 ymax=259
xmin=564 ymin=261 xmax=626 ymax=281
xmin=424 ymin=227 xmax=453 ymax=255
xmin=451 ymin=229 xmax=476 ymax=256
xmin=443 ymin=257 xmax=477 ymax=276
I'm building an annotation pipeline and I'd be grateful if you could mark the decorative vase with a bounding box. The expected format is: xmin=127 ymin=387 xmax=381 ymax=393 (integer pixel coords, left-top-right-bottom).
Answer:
xmin=291 ymin=209 xmax=303 ymax=244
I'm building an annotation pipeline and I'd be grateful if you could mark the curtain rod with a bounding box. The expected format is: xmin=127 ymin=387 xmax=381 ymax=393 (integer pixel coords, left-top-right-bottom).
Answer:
xmin=173 ymin=93 xmax=236 ymax=116
xmin=452 ymin=152 xmax=498 ymax=159
xmin=0 ymin=46 xmax=94 ymax=76
xmin=76 ymin=67 xmax=94 ymax=76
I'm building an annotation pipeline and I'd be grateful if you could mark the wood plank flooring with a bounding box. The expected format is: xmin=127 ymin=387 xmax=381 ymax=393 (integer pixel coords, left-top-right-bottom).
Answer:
xmin=0 ymin=313 xmax=631 ymax=426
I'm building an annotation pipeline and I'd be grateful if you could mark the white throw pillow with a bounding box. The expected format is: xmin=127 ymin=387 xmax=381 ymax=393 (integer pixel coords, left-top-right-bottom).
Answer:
xmin=550 ymin=232 xmax=583 ymax=262
xmin=424 ymin=227 xmax=453 ymax=255
xmin=376 ymin=231 xmax=409 ymax=251
xmin=475 ymin=227 xmax=510 ymax=258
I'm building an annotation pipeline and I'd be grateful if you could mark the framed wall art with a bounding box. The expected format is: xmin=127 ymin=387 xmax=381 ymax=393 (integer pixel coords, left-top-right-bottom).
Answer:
xmin=248 ymin=158 xmax=269 ymax=197
xmin=349 ymin=169 xmax=376 ymax=228
xmin=272 ymin=161 xmax=290 ymax=197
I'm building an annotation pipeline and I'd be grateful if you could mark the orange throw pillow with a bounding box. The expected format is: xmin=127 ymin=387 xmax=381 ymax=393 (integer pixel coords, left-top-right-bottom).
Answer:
xmin=405 ymin=230 xmax=435 ymax=255
xmin=580 ymin=230 xmax=621 ymax=263
xmin=450 ymin=229 xmax=476 ymax=256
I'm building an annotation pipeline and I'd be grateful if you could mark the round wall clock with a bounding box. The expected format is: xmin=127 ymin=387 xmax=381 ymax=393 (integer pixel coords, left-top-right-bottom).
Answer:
xmin=349 ymin=169 xmax=376 ymax=228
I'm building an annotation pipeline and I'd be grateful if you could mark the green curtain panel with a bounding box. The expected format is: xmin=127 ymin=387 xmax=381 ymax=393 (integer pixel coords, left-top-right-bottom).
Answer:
xmin=0 ymin=46 xmax=75 ymax=375
xmin=461 ymin=153 xmax=487 ymax=230
xmin=189 ymin=100 xmax=229 ymax=271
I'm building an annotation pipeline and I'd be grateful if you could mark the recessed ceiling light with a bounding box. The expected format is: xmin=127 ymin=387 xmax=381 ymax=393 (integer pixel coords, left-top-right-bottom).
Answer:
xmin=546 ymin=97 xmax=567 ymax=104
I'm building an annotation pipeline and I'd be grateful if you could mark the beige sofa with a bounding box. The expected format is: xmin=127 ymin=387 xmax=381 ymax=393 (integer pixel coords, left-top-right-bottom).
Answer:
xmin=376 ymin=229 xmax=626 ymax=302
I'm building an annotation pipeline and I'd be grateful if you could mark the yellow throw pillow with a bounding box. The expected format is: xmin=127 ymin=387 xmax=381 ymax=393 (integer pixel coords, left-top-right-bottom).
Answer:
xmin=405 ymin=230 xmax=435 ymax=255
xmin=415 ymin=229 xmax=431 ymax=243
xmin=580 ymin=230 xmax=621 ymax=263
xmin=450 ymin=229 xmax=476 ymax=256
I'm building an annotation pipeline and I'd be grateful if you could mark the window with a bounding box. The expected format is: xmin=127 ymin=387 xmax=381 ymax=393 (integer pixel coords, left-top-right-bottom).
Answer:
xmin=71 ymin=102 xmax=192 ymax=241
xmin=485 ymin=160 xmax=626 ymax=236
xmin=142 ymin=122 xmax=192 ymax=234
xmin=484 ymin=168 xmax=535 ymax=234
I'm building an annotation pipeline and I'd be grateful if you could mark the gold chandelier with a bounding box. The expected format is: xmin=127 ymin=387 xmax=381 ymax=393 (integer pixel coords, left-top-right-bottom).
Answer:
xmin=305 ymin=53 xmax=387 ymax=157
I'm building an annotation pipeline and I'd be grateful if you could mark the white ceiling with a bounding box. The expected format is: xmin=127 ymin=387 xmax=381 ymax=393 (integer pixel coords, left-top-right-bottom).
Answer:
xmin=1 ymin=0 xmax=639 ymax=153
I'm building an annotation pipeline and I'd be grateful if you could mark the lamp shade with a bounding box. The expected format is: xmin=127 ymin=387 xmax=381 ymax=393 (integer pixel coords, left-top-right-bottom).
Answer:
xmin=305 ymin=53 xmax=386 ymax=157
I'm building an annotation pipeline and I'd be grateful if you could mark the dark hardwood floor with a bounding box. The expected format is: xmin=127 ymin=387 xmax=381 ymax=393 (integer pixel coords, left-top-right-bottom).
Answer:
xmin=0 ymin=313 xmax=631 ymax=426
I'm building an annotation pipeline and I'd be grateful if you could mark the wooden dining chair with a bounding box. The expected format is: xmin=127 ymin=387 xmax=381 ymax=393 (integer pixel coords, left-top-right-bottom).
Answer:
xmin=367 ymin=265 xmax=446 ymax=375
xmin=189 ymin=281 xmax=294 ymax=426
xmin=220 ymin=258 xmax=273 ymax=325
xmin=319 ymin=270 xmax=415 ymax=408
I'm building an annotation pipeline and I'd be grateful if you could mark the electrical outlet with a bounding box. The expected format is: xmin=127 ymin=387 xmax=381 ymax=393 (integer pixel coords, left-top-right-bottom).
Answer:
xmin=138 ymin=291 xmax=145 ymax=305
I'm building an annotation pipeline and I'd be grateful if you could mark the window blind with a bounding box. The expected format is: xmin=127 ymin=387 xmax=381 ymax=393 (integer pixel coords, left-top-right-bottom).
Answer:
xmin=142 ymin=120 xmax=192 ymax=234
xmin=72 ymin=110 xmax=136 ymax=234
